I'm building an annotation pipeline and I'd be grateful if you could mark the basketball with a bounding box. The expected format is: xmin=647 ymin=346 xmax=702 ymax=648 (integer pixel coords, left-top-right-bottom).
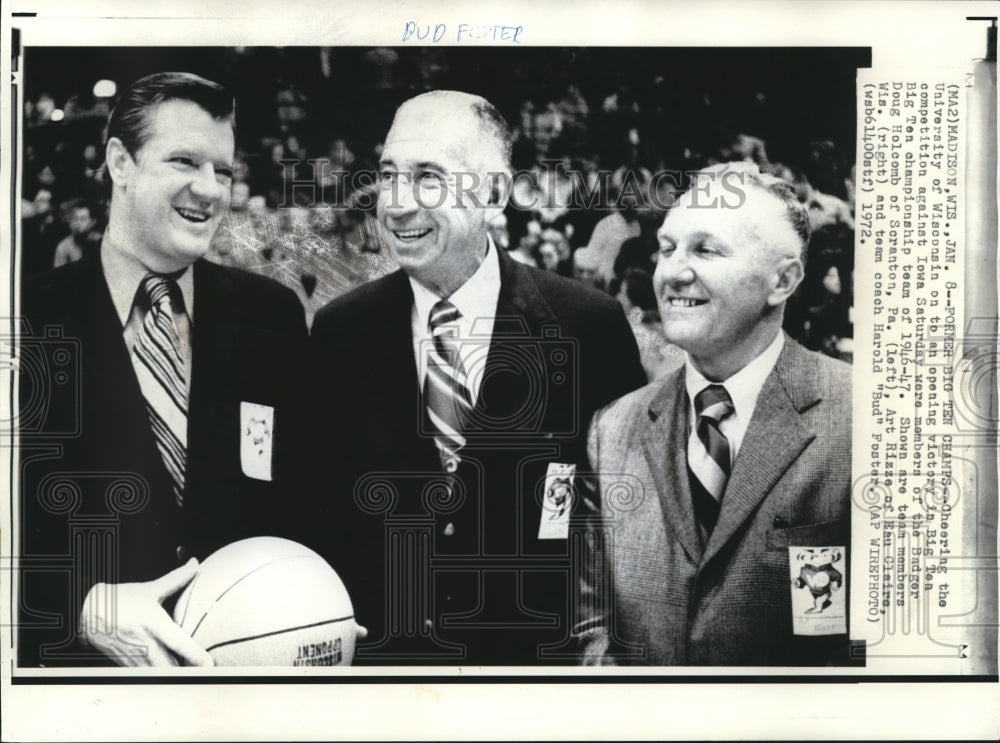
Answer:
xmin=172 ymin=537 xmax=358 ymax=666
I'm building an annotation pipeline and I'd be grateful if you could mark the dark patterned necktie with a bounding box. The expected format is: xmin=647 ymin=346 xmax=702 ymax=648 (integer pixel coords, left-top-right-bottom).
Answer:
xmin=132 ymin=274 xmax=188 ymax=506
xmin=690 ymin=383 xmax=735 ymax=534
xmin=423 ymin=300 xmax=474 ymax=473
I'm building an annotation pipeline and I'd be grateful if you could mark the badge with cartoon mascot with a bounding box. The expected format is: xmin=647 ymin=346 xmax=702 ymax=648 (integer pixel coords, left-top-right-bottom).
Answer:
xmin=788 ymin=546 xmax=847 ymax=635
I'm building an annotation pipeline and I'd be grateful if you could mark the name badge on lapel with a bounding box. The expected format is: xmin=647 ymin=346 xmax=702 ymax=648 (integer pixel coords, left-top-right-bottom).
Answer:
xmin=241 ymin=401 xmax=274 ymax=481
xmin=538 ymin=463 xmax=575 ymax=540
xmin=789 ymin=545 xmax=847 ymax=635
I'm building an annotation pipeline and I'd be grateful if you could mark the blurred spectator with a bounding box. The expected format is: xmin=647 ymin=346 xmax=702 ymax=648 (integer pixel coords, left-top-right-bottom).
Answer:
xmin=276 ymin=80 xmax=308 ymax=129
xmin=253 ymin=139 xmax=292 ymax=208
xmin=844 ymin=163 xmax=857 ymax=212
xmin=792 ymin=170 xmax=854 ymax=231
xmin=802 ymin=257 xmax=852 ymax=360
xmin=504 ymin=208 xmax=541 ymax=267
xmin=761 ymin=161 xmax=794 ymax=182
xmin=26 ymin=93 xmax=57 ymax=126
xmin=316 ymin=138 xmax=357 ymax=206
xmin=508 ymin=235 xmax=539 ymax=267
xmin=487 ymin=212 xmax=510 ymax=251
xmin=535 ymin=160 xmax=577 ymax=227
xmin=613 ymin=232 xmax=658 ymax=282
xmin=804 ymin=140 xmax=847 ymax=199
xmin=337 ymin=186 xmax=386 ymax=255
xmin=230 ymin=180 xmax=251 ymax=212
xmin=28 ymin=162 xmax=64 ymax=204
xmin=21 ymin=188 xmax=64 ymax=276
xmin=586 ymin=177 xmax=644 ymax=287
xmin=207 ymin=182 xmax=254 ymax=268
xmin=232 ymin=149 xmax=251 ymax=184
xmin=535 ymin=239 xmax=561 ymax=273
xmin=595 ymin=84 xmax=643 ymax=154
xmin=520 ymin=84 xmax=589 ymax=157
xmin=615 ymin=267 xmax=684 ymax=381
xmin=80 ymin=143 xmax=102 ymax=179
xmin=648 ymin=166 xmax=685 ymax=214
xmin=717 ymin=132 xmax=770 ymax=165
xmin=72 ymin=142 xmax=108 ymax=205
xmin=572 ymin=246 xmax=604 ymax=291
xmin=52 ymin=199 xmax=101 ymax=268
xmin=541 ymin=226 xmax=573 ymax=276
xmin=63 ymin=91 xmax=110 ymax=122
xmin=610 ymin=162 xmax=653 ymax=196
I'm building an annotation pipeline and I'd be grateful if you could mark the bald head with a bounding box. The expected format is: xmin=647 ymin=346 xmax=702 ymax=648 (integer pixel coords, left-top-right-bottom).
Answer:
xmin=386 ymin=90 xmax=512 ymax=177
xmin=689 ymin=162 xmax=811 ymax=264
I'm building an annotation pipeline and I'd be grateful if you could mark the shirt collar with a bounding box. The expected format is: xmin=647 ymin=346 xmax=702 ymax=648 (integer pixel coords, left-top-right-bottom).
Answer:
xmin=684 ymin=331 xmax=785 ymax=423
xmin=409 ymin=235 xmax=501 ymax=330
xmin=100 ymin=233 xmax=195 ymax=326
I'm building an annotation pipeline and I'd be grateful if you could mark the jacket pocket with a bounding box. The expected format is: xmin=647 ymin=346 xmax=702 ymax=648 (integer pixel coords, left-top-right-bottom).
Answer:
xmin=766 ymin=518 xmax=847 ymax=551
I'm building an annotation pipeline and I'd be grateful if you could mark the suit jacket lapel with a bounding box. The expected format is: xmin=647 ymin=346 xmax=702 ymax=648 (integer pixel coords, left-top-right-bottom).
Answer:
xmin=469 ymin=250 xmax=556 ymax=432
xmin=188 ymin=261 xmax=238 ymax=458
xmin=378 ymin=270 xmax=438 ymax=468
xmin=642 ymin=369 xmax=703 ymax=563
xmin=493 ymin=248 xmax=555 ymax=324
xmin=79 ymin=251 xmax=167 ymax=480
xmin=80 ymin=254 xmax=144 ymax=407
xmin=702 ymin=339 xmax=820 ymax=564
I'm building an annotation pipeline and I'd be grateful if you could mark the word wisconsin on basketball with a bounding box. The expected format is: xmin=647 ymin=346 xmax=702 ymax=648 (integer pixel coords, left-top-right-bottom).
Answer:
xmin=293 ymin=638 xmax=343 ymax=666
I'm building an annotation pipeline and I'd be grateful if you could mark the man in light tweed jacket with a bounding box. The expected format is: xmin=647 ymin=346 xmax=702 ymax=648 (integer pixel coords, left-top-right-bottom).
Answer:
xmin=575 ymin=163 xmax=853 ymax=666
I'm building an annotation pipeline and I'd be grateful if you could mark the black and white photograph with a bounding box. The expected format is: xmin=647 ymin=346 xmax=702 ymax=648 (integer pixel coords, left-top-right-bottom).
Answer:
xmin=1 ymin=1 xmax=997 ymax=740
xmin=13 ymin=43 xmax=867 ymax=670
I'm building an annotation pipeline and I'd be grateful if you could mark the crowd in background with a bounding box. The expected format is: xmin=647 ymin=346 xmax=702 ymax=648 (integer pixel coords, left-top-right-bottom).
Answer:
xmin=20 ymin=47 xmax=858 ymax=378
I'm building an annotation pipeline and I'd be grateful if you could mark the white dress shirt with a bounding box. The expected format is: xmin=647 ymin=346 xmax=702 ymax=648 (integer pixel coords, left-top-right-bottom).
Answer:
xmin=684 ymin=331 xmax=785 ymax=477
xmin=409 ymin=238 xmax=501 ymax=405
xmin=101 ymin=236 xmax=195 ymax=389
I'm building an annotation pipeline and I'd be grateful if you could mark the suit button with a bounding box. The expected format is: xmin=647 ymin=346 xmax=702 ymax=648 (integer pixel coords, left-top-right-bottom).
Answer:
xmin=443 ymin=522 xmax=455 ymax=536
xmin=773 ymin=516 xmax=787 ymax=528
xmin=176 ymin=545 xmax=188 ymax=562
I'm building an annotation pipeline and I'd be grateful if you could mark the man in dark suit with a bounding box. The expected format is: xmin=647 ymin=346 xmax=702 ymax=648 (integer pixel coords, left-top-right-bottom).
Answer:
xmin=307 ymin=91 xmax=645 ymax=665
xmin=575 ymin=163 xmax=853 ymax=665
xmin=18 ymin=73 xmax=307 ymax=666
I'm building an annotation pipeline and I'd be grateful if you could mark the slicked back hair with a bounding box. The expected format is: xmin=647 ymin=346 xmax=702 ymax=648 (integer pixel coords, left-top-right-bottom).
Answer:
xmin=107 ymin=71 xmax=235 ymax=158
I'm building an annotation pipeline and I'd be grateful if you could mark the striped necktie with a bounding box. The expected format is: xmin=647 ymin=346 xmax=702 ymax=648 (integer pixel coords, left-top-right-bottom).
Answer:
xmin=423 ymin=299 xmax=474 ymax=473
xmin=690 ymin=383 xmax=735 ymax=535
xmin=132 ymin=274 xmax=188 ymax=506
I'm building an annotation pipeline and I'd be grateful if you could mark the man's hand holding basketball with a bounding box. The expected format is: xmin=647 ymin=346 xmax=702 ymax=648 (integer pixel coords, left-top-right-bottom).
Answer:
xmin=80 ymin=558 xmax=214 ymax=667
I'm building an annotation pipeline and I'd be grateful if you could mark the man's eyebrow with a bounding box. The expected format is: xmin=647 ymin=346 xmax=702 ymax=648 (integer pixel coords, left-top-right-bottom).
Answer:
xmin=405 ymin=160 xmax=447 ymax=174
xmin=379 ymin=157 xmax=447 ymax=172
xmin=657 ymin=228 xmax=715 ymax=243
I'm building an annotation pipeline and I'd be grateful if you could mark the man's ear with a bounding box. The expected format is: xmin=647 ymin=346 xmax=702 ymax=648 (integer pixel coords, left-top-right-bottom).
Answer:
xmin=767 ymin=256 xmax=805 ymax=306
xmin=104 ymin=137 xmax=134 ymax=189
